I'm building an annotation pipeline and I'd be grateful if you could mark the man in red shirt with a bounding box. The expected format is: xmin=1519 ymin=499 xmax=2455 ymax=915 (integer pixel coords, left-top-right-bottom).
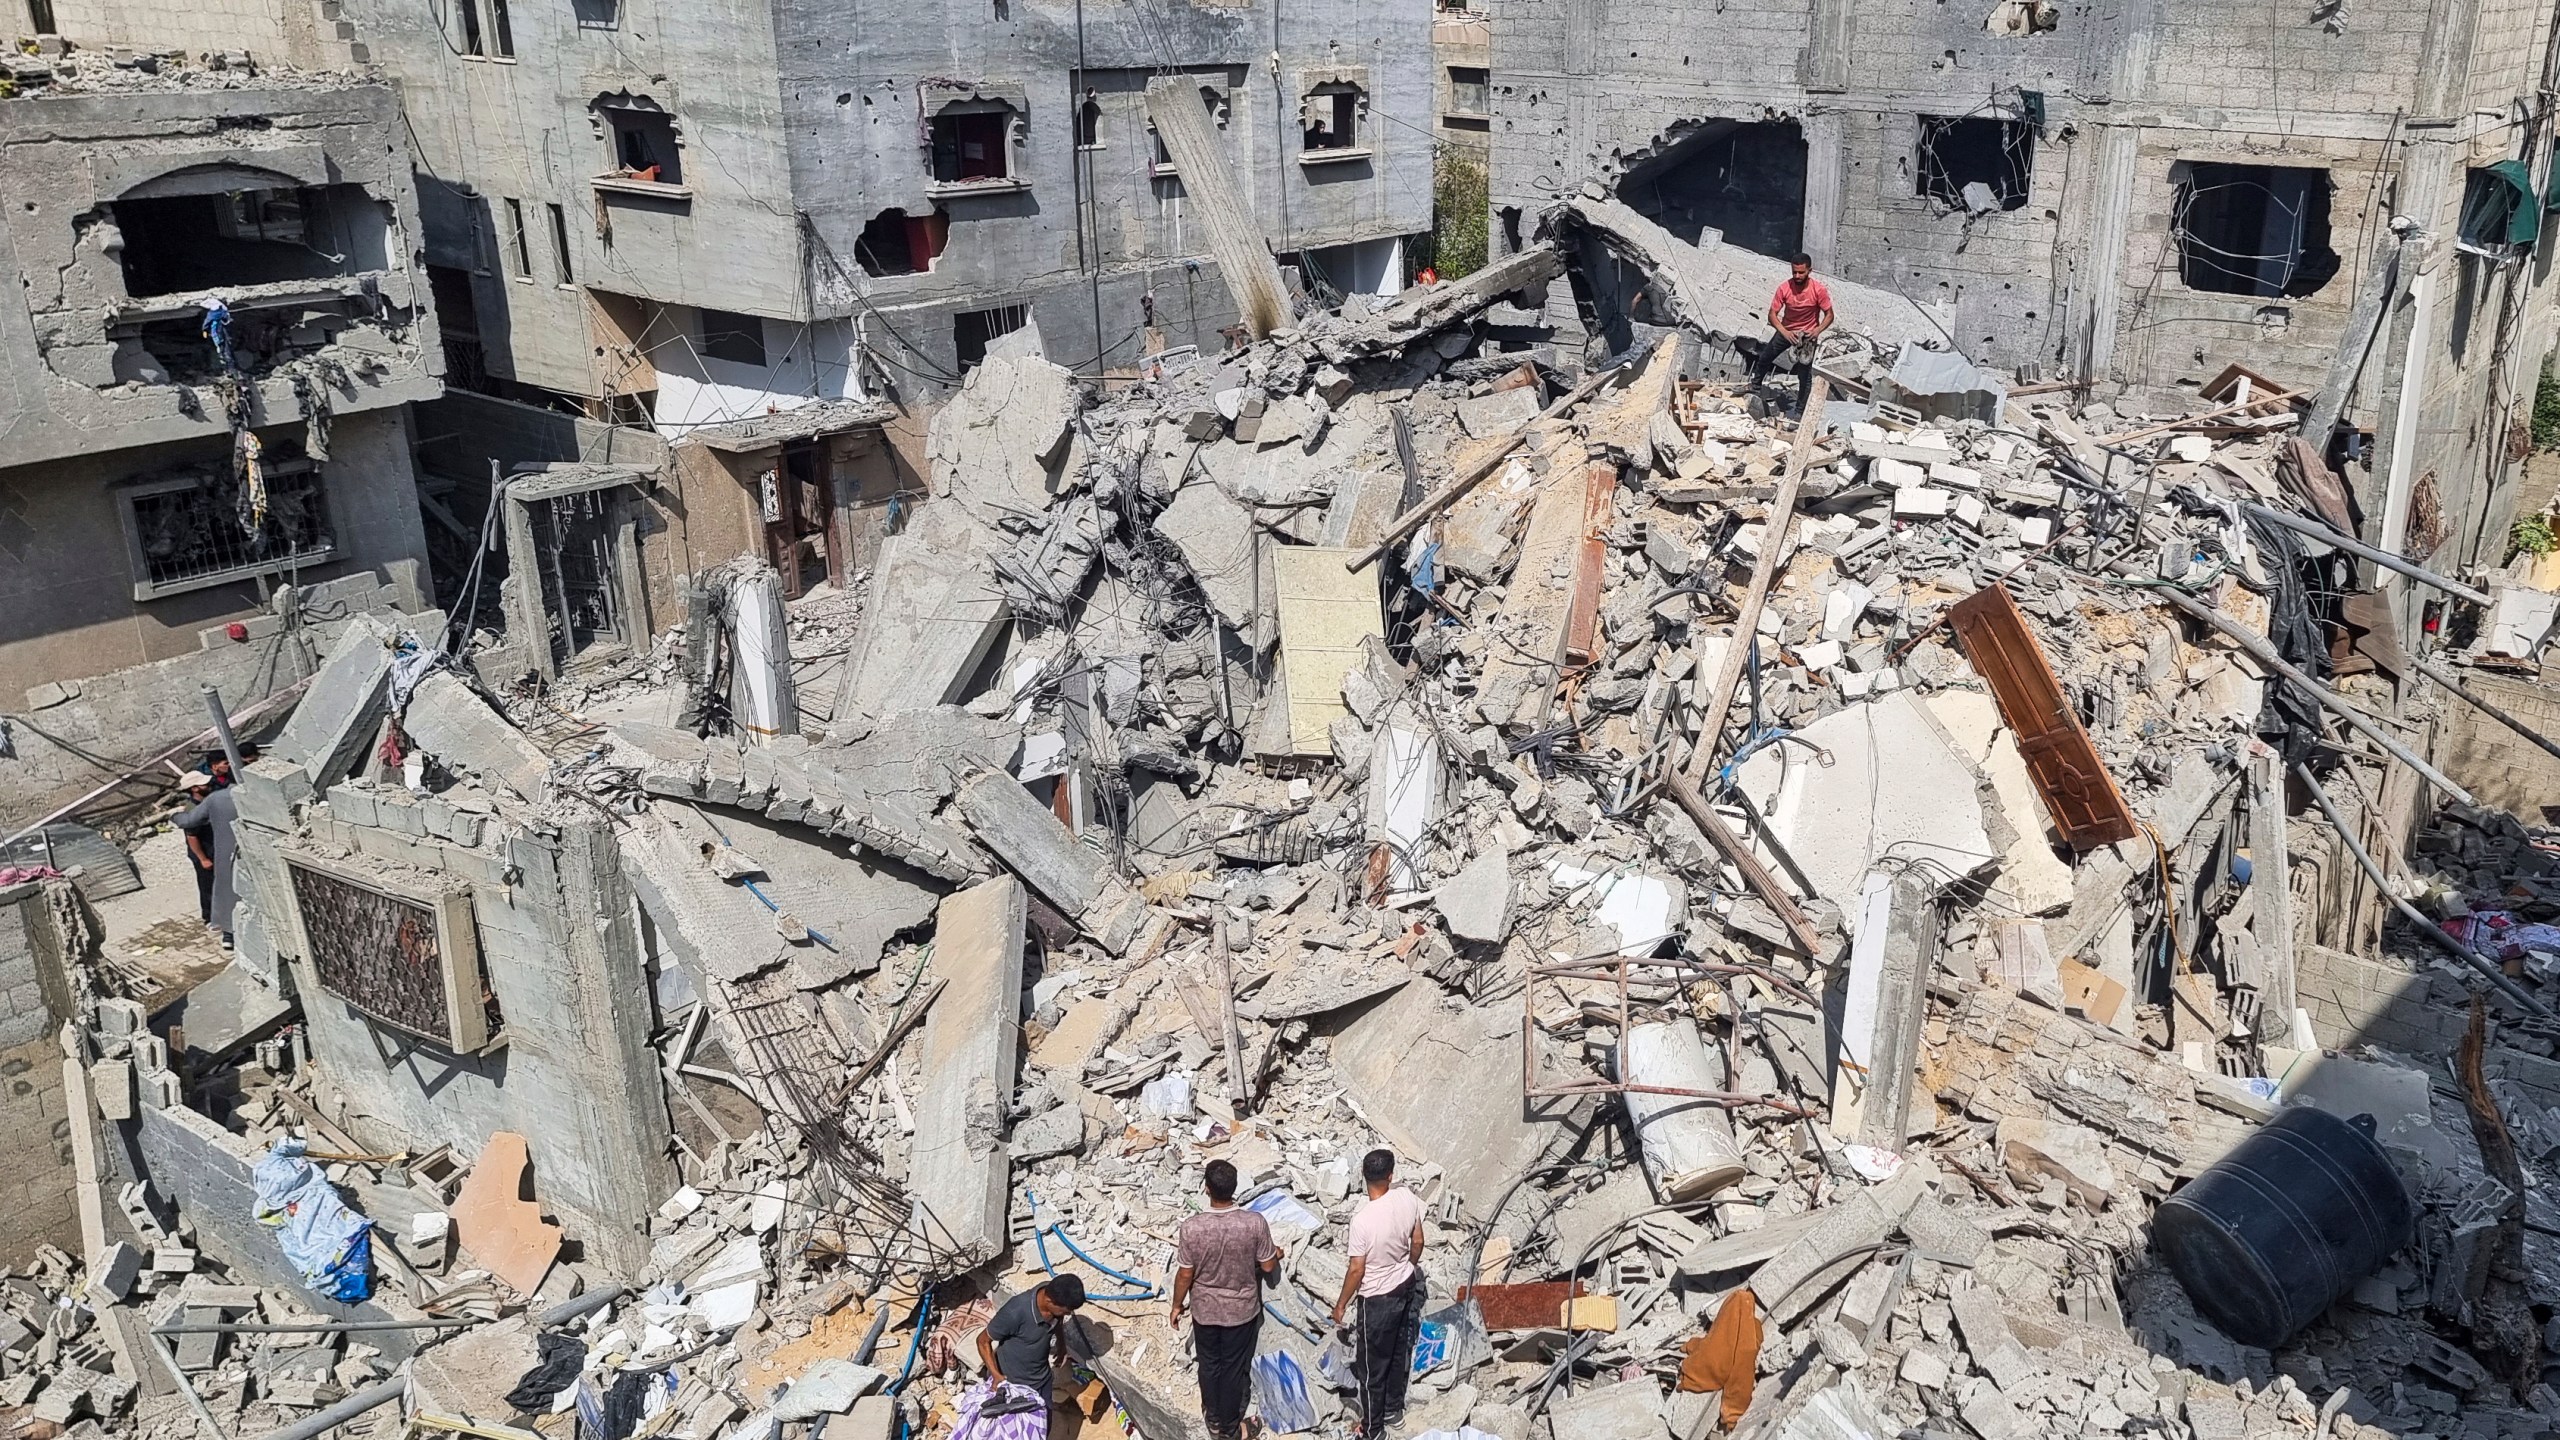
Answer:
xmin=1749 ymin=252 xmax=1833 ymax=412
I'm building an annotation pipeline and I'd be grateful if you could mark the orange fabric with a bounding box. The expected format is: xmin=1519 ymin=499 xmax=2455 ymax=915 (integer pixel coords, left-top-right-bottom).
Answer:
xmin=1675 ymin=1287 xmax=1763 ymax=1428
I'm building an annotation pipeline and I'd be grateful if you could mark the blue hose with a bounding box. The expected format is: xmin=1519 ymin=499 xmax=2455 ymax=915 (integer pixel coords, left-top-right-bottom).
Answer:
xmin=1025 ymin=1190 xmax=1160 ymax=1301
xmin=885 ymin=1290 xmax=933 ymax=1440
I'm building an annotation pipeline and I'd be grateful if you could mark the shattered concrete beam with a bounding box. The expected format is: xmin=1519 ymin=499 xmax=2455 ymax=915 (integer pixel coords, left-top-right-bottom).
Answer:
xmin=909 ymin=875 xmax=1027 ymax=1270
xmin=1845 ymin=871 xmax=1940 ymax=1151
xmin=269 ymin=614 xmax=395 ymax=790
xmin=1146 ymin=77 xmax=1292 ymax=339
xmin=952 ymin=772 xmax=1143 ymax=954
xmin=400 ymin=672 xmax=551 ymax=802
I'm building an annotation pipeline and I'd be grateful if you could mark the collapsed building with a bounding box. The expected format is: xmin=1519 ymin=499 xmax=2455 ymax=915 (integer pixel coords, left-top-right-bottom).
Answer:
xmin=8 ymin=167 xmax=2560 ymax=1440
xmin=0 ymin=50 xmax=444 ymax=833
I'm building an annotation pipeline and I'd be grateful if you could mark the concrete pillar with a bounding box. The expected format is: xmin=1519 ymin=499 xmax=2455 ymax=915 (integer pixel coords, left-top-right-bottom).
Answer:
xmin=728 ymin=566 xmax=799 ymax=742
xmin=1801 ymin=110 xmax=1845 ymax=273
xmin=498 ymin=486 xmax=550 ymax=680
xmin=1805 ymin=0 xmax=1854 ymax=92
xmin=2079 ymin=126 xmax=2141 ymax=385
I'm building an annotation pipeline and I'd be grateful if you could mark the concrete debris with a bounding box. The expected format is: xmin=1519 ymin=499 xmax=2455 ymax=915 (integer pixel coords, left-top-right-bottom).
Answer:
xmin=24 ymin=193 xmax=2560 ymax=1440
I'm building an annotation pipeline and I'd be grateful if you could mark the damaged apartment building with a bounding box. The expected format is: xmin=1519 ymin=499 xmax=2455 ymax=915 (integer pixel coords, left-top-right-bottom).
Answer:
xmin=0 ymin=49 xmax=446 ymax=831
xmin=1491 ymin=0 xmax=2560 ymax=622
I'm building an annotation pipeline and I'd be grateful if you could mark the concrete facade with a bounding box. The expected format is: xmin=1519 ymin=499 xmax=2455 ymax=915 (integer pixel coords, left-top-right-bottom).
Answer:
xmin=1490 ymin=0 xmax=2560 ymax=592
xmin=340 ymin=0 xmax=1435 ymax=425
xmin=0 ymin=73 xmax=440 ymax=707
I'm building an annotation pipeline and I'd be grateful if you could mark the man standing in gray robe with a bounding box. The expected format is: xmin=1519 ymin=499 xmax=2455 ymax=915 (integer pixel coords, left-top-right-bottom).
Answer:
xmin=174 ymin=781 xmax=240 ymax=950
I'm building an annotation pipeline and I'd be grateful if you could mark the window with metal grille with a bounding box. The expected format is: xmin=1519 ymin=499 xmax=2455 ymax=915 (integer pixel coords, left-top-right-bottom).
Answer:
xmin=119 ymin=457 xmax=336 ymax=601
xmin=287 ymin=860 xmax=500 ymax=1051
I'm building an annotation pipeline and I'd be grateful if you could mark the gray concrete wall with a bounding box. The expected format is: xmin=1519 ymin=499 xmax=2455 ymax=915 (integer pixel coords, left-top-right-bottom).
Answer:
xmin=44 ymin=0 xmax=365 ymax=67
xmin=0 ymin=557 xmax=429 ymax=836
xmin=335 ymin=0 xmax=803 ymax=398
xmin=0 ymin=885 xmax=82 ymax=1267
xmin=0 ymin=82 xmax=441 ymax=468
xmin=238 ymin=789 xmax=674 ymax=1277
xmin=1489 ymin=0 xmax=2560 ymax=617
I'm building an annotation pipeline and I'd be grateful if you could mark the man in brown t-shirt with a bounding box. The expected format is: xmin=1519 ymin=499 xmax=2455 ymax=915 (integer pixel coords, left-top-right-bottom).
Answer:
xmin=1170 ymin=1160 xmax=1279 ymax=1440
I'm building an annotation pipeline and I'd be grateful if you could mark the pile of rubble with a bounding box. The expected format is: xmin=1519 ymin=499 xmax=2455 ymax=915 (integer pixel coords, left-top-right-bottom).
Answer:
xmin=35 ymin=211 xmax=2560 ymax=1440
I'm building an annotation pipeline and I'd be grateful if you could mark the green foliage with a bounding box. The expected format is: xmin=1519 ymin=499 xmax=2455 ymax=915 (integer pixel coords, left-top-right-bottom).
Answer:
xmin=2517 ymin=512 xmax=2559 ymax=558
xmin=2534 ymin=361 xmax=2560 ymax=452
xmin=1429 ymin=152 xmax=1490 ymax=282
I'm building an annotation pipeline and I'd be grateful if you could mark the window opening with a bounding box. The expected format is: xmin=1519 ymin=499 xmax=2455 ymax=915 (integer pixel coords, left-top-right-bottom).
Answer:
xmin=932 ymin=107 xmax=1015 ymax=183
xmin=111 ymin=181 xmax=389 ymax=296
xmin=1078 ymin=95 xmax=1103 ymax=149
xmin=1304 ymin=84 xmax=1361 ymax=152
xmin=456 ymin=0 xmax=483 ymax=55
xmin=2171 ymin=161 xmax=2339 ymax=297
xmin=503 ymin=197 xmax=530 ymax=277
xmin=1449 ymin=66 xmax=1489 ymax=116
xmin=2456 ymin=162 xmax=2541 ymax=258
xmin=1917 ymin=115 xmax=2032 ymax=212
xmin=571 ymin=0 xmax=616 ymax=25
xmin=955 ymin=303 xmax=1031 ymax=370
xmin=123 ymin=450 xmax=334 ymax=596
xmin=1616 ymin=119 xmax=1807 ymax=259
xmin=486 ymin=0 xmax=513 ymax=56
xmin=27 ymin=0 xmax=57 ymax=32
xmin=532 ymin=489 xmax=624 ymax=662
xmin=855 ymin=207 xmax=948 ymax=276
xmin=699 ymin=309 xmax=766 ymax=367
xmin=546 ymin=201 xmax=574 ymax=283
xmin=602 ymin=104 xmax=682 ymax=184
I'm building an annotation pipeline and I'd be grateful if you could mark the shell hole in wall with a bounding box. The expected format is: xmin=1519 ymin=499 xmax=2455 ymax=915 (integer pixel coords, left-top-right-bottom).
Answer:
xmin=856 ymin=208 xmax=950 ymax=276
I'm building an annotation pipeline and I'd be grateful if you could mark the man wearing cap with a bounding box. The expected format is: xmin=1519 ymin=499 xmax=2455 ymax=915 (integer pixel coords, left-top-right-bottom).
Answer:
xmin=177 ymin=772 xmax=219 ymax=926
xmin=173 ymin=773 xmax=241 ymax=950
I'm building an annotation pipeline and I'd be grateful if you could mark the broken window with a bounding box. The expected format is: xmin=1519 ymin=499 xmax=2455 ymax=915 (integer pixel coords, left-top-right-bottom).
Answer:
xmin=698 ymin=309 xmax=766 ymax=367
xmin=1917 ymin=115 xmax=2032 ymax=212
xmin=955 ymin=303 xmax=1031 ymax=371
xmin=118 ymin=448 xmax=335 ymax=599
xmin=286 ymin=858 xmax=498 ymax=1054
xmin=1448 ymin=66 xmax=1489 ymax=118
xmin=2171 ymin=161 xmax=2339 ymax=298
xmin=1302 ymin=82 xmax=1364 ymax=154
xmin=503 ymin=197 xmax=530 ymax=278
xmin=530 ymin=487 xmax=628 ymax=661
xmin=2456 ymin=162 xmax=2540 ymax=259
xmin=931 ymin=104 xmax=1018 ymax=184
xmin=598 ymin=98 xmax=683 ymax=184
xmin=855 ymin=207 xmax=948 ymax=276
xmin=1617 ymin=119 xmax=1807 ymax=259
xmin=546 ymin=202 xmax=574 ymax=283
xmin=110 ymin=179 xmax=390 ymax=296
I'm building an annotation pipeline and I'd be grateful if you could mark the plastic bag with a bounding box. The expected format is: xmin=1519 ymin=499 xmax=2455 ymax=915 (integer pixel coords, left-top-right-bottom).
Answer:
xmin=1317 ymin=1329 xmax=1358 ymax=1391
xmin=1251 ymin=1350 xmax=1320 ymax=1434
xmin=250 ymin=1140 xmax=374 ymax=1302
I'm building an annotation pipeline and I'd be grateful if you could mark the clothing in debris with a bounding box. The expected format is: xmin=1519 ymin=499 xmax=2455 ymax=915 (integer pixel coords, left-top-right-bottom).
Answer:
xmin=985 ymin=1287 xmax=1060 ymax=1399
xmin=173 ymin=786 xmax=240 ymax=937
xmin=505 ymin=1333 xmax=589 ymax=1412
xmin=1174 ymin=1205 xmax=1276 ymax=1327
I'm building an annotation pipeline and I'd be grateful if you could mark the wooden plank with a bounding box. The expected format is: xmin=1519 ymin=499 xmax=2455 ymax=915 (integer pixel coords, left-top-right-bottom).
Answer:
xmin=1943 ymin=584 xmax=2139 ymax=849
xmin=1563 ymin=461 xmax=1619 ymax=663
xmin=1679 ymin=376 xmax=1829 ymax=785
xmin=1348 ymin=362 xmax=1629 ymax=571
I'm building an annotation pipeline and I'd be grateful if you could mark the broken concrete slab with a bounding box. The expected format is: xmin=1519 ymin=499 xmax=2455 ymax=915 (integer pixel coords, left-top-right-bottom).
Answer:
xmin=1330 ymin=978 xmax=1575 ymax=1219
xmin=1733 ymin=689 xmax=1994 ymax=914
xmin=402 ymin=671 xmax=552 ymax=802
xmin=1925 ymin=690 xmax=2075 ymax=915
xmin=834 ymin=503 xmax=1012 ymax=730
xmin=1547 ymin=1377 xmax=1671 ymax=1440
xmin=449 ymin=1132 xmax=563 ymax=1296
xmin=929 ymin=353 xmax=1080 ymax=527
xmin=1147 ymin=75 xmax=1291 ymax=339
xmin=952 ymin=772 xmax=1143 ymax=954
xmin=270 ymin=613 xmax=395 ymax=789
xmin=910 ymin=875 xmax=1027 ymax=1269
xmin=1997 ymin=1114 xmax=2117 ymax=1208
xmin=1154 ymin=480 xmax=1270 ymax=643
xmin=1438 ymin=848 xmax=1514 ymax=944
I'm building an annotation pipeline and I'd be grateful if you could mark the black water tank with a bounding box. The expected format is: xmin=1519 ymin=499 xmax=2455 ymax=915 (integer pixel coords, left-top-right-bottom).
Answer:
xmin=2152 ymin=1105 xmax=2414 ymax=1349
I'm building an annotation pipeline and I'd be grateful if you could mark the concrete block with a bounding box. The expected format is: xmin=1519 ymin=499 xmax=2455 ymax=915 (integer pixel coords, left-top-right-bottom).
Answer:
xmin=1438 ymin=848 xmax=1514 ymax=944
xmin=88 ymin=1240 xmax=142 ymax=1301
xmin=232 ymin=760 xmax=311 ymax=831
xmin=833 ymin=504 xmax=1011 ymax=730
xmin=402 ymin=672 xmax=551 ymax=801
xmin=910 ymin=875 xmax=1026 ymax=1269
xmin=324 ymin=784 xmax=380 ymax=828
xmin=1547 ymin=1378 xmax=1670 ymax=1440
xmin=272 ymin=614 xmax=395 ymax=789
xmin=1332 ymin=977 xmax=1575 ymax=1218
xmin=952 ymin=772 xmax=1139 ymax=953
xmin=88 ymin=1059 xmax=133 ymax=1122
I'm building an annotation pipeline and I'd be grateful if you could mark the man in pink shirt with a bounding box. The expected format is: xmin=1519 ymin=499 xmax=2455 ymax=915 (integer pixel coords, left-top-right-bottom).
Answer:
xmin=1330 ymin=1150 xmax=1427 ymax=1437
xmin=1749 ymin=252 xmax=1834 ymax=414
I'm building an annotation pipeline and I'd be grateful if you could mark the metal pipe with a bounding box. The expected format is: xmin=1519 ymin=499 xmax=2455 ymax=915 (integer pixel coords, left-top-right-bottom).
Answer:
xmin=537 ymin=1284 xmax=628 ymax=1328
xmin=201 ymin=683 xmax=246 ymax=778
xmin=154 ymin=1332 xmax=230 ymax=1440
xmin=2240 ymin=503 xmax=2493 ymax=606
xmin=2292 ymin=762 xmax=2551 ymax=1016
xmin=2138 ymin=580 xmax=2476 ymax=806
xmin=2414 ymin=656 xmax=2560 ymax=768
xmin=251 ymin=1371 xmax=409 ymax=1440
